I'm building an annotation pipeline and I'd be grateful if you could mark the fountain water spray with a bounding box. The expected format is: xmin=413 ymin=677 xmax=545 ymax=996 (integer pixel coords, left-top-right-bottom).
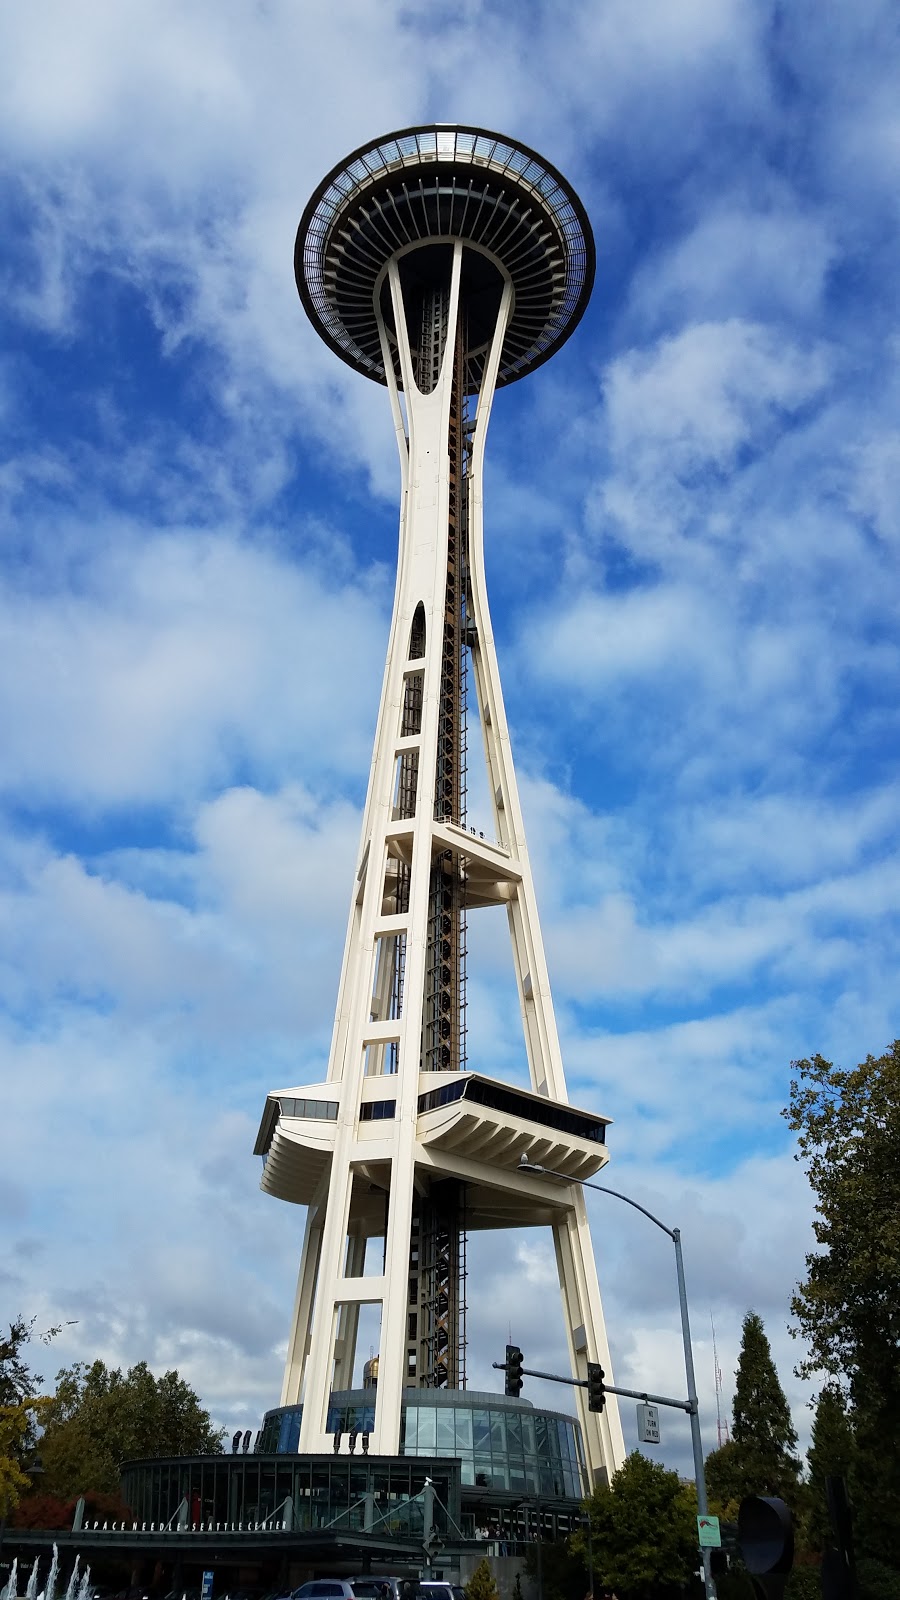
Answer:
xmin=45 ymin=1544 xmax=59 ymax=1600
xmin=63 ymin=1558 xmax=80 ymax=1600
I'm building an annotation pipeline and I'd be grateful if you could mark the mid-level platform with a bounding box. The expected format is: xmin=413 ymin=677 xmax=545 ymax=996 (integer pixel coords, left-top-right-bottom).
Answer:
xmin=255 ymin=1072 xmax=610 ymax=1218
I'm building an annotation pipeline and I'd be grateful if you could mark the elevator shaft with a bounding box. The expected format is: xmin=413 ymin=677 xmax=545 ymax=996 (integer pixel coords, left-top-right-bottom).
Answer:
xmin=409 ymin=290 xmax=469 ymax=1388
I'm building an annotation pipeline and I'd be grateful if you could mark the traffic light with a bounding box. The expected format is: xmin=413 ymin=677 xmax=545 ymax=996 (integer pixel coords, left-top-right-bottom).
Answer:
xmin=586 ymin=1361 xmax=606 ymax=1413
xmin=737 ymin=1495 xmax=793 ymax=1600
xmin=505 ymin=1344 xmax=524 ymax=1397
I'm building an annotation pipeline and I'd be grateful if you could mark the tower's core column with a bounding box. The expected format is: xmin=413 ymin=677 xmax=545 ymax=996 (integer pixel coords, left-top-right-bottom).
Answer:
xmin=255 ymin=126 xmax=626 ymax=1483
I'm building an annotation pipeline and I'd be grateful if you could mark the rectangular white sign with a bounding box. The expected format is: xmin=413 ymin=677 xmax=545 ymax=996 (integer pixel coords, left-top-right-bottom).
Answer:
xmin=636 ymin=1402 xmax=660 ymax=1444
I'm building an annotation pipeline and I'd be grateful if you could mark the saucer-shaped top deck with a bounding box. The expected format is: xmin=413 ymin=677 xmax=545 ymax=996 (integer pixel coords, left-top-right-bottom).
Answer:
xmin=296 ymin=124 xmax=595 ymax=390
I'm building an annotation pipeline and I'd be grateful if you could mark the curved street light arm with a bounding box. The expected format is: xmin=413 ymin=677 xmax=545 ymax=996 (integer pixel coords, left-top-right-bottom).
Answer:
xmin=517 ymin=1158 xmax=676 ymax=1238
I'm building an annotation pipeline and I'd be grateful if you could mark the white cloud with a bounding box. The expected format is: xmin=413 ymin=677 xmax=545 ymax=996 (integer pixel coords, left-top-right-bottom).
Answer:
xmin=627 ymin=207 xmax=836 ymax=333
xmin=0 ymin=529 xmax=387 ymax=807
xmin=603 ymin=319 xmax=832 ymax=489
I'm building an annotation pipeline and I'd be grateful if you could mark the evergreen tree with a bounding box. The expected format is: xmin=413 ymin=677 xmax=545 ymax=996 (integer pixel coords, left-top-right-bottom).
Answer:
xmin=709 ymin=1312 xmax=800 ymax=1506
xmin=806 ymin=1385 xmax=855 ymax=1553
xmin=465 ymin=1559 xmax=499 ymax=1600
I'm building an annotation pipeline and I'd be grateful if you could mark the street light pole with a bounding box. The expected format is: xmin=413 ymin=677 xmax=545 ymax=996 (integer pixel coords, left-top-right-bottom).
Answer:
xmin=516 ymin=1158 xmax=717 ymax=1600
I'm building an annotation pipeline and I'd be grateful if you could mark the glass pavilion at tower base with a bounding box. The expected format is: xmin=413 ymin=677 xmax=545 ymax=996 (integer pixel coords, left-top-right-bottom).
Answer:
xmin=119 ymin=1390 xmax=590 ymax=1560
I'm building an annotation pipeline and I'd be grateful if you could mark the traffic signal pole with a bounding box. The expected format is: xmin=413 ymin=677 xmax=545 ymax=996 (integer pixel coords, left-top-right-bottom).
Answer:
xmin=513 ymin=1158 xmax=717 ymax=1600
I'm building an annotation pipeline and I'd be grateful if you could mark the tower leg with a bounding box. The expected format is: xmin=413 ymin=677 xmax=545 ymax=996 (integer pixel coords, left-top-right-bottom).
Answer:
xmin=280 ymin=1203 xmax=323 ymax=1405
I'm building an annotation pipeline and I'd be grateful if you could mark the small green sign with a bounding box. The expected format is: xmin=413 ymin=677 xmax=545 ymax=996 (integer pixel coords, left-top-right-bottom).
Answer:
xmin=697 ymin=1515 xmax=721 ymax=1548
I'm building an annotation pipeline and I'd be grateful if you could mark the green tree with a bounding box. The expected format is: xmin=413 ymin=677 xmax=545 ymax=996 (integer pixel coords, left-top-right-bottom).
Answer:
xmin=573 ymin=1451 xmax=697 ymax=1600
xmin=785 ymin=1047 xmax=900 ymax=1567
xmin=0 ymin=1319 xmax=45 ymax=1408
xmin=706 ymin=1312 xmax=800 ymax=1507
xmin=523 ymin=1534 xmax=586 ymax=1600
xmin=0 ymin=1402 xmax=47 ymax=1517
xmin=806 ymin=1385 xmax=855 ymax=1553
xmin=0 ymin=1317 xmax=65 ymax=1513
xmin=703 ymin=1438 xmax=744 ymax=1519
xmin=39 ymin=1359 xmax=223 ymax=1497
xmin=465 ymin=1558 xmax=499 ymax=1600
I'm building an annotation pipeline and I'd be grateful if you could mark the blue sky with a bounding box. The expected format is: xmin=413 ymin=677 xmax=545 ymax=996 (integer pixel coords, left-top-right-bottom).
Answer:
xmin=2 ymin=0 xmax=900 ymax=1479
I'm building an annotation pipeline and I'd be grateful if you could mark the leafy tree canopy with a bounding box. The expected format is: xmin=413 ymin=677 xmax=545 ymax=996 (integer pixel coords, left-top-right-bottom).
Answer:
xmin=11 ymin=1487 xmax=132 ymax=1530
xmin=574 ymin=1450 xmax=697 ymax=1600
xmin=785 ymin=1048 xmax=900 ymax=1389
xmin=0 ymin=1317 xmax=64 ymax=1515
xmin=0 ymin=1317 xmax=70 ymax=1410
xmin=0 ymin=1402 xmax=46 ymax=1518
xmin=703 ymin=1438 xmax=744 ymax=1521
xmin=39 ymin=1359 xmax=223 ymax=1498
xmin=785 ymin=1046 xmax=900 ymax=1565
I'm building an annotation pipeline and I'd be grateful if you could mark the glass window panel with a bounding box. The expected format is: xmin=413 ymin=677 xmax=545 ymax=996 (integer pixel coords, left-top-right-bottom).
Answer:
xmin=490 ymin=1410 xmax=506 ymax=1453
xmin=436 ymin=1409 xmax=455 ymax=1452
xmin=521 ymin=1413 xmax=536 ymax=1456
xmin=472 ymin=1409 xmax=490 ymax=1449
xmin=416 ymin=1407 xmax=436 ymax=1451
xmin=454 ymin=1409 xmax=473 ymax=1451
xmin=505 ymin=1412 xmax=522 ymax=1453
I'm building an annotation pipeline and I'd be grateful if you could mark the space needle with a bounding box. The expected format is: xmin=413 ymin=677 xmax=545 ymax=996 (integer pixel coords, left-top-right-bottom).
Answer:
xmin=255 ymin=125 xmax=625 ymax=1487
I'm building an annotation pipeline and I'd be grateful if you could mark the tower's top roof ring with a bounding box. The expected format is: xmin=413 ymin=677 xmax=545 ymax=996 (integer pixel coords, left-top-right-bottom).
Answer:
xmin=296 ymin=124 xmax=596 ymax=388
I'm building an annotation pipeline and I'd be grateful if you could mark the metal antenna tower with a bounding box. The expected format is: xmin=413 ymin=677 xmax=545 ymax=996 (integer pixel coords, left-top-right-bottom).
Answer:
xmin=711 ymin=1312 xmax=730 ymax=1447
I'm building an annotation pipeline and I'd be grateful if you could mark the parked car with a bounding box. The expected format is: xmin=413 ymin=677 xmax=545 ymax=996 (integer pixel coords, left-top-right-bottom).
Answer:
xmin=421 ymin=1584 xmax=465 ymax=1600
xmin=345 ymin=1582 xmax=423 ymax=1600
xmin=291 ymin=1584 xmax=373 ymax=1600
